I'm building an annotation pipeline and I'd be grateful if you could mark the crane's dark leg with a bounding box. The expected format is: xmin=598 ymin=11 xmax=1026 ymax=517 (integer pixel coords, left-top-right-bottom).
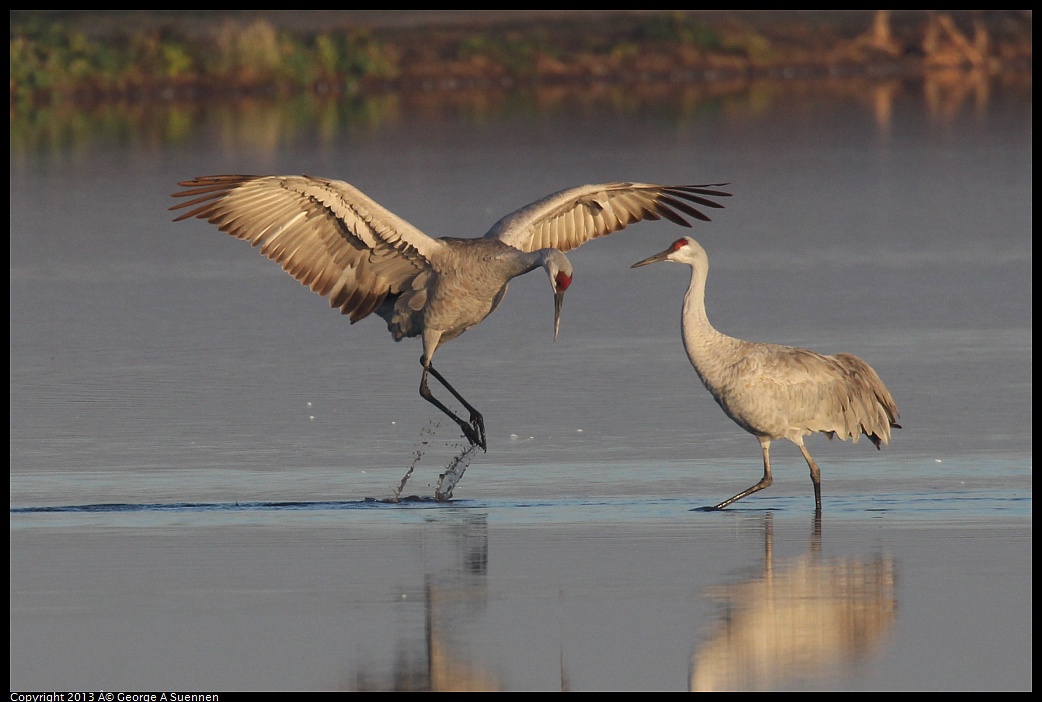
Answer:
xmin=797 ymin=444 xmax=823 ymax=512
xmin=427 ymin=364 xmax=486 ymax=450
xmin=713 ymin=440 xmax=773 ymax=510
xmin=419 ymin=363 xmax=487 ymax=451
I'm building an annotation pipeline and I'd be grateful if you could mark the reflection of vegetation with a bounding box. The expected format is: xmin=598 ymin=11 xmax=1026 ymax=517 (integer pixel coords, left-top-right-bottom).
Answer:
xmin=8 ymin=11 xmax=1031 ymax=157
xmin=10 ymin=69 xmax=1032 ymax=161
xmin=8 ymin=92 xmax=407 ymax=160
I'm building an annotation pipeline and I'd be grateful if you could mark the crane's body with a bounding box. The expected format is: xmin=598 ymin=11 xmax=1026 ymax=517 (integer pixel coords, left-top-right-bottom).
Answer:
xmin=172 ymin=175 xmax=730 ymax=452
xmin=379 ymin=237 xmax=559 ymax=353
xmin=633 ymin=236 xmax=899 ymax=511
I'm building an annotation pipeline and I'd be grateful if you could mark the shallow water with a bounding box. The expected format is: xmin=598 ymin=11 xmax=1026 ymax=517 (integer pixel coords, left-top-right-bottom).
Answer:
xmin=9 ymin=75 xmax=1032 ymax=690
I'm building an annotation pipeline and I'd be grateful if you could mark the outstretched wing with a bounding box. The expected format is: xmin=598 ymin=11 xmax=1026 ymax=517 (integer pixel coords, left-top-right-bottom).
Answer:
xmin=484 ymin=182 xmax=730 ymax=253
xmin=170 ymin=174 xmax=442 ymax=322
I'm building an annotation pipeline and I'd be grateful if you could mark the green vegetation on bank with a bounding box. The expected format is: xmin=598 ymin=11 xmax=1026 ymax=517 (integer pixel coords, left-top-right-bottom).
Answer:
xmin=10 ymin=11 xmax=1032 ymax=113
xmin=10 ymin=14 xmax=398 ymax=108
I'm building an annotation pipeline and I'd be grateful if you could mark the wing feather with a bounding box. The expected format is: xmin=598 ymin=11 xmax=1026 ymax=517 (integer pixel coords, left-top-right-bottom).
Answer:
xmin=485 ymin=182 xmax=730 ymax=253
xmin=170 ymin=174 xmax=440 ymax=322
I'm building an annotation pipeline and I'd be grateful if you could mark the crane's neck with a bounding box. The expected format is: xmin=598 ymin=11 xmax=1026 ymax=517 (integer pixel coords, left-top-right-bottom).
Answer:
xmin=510 ymin=248 xmax=555 ymax=279
xmin=680 ymin=263 xmax=741 ymax=386
xmin=525 ymin=249 xmax=552 ymax=275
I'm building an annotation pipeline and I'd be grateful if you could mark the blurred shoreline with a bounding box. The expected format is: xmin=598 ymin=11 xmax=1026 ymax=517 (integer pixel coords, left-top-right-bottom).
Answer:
xmin=10 ymin=10 xmax=1032 ymax=110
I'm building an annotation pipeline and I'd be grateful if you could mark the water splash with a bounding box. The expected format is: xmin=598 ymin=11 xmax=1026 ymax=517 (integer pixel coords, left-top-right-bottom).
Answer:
xmin=388 ymin=421 xmax=480 ymax=502
xmin=435 ymin=443 xmax=479 ymax=502
xmin=390 ymin=421 xmax=436 ymax=502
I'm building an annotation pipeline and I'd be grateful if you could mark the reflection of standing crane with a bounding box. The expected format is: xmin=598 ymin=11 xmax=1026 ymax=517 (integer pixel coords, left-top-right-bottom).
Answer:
xmin=633 ymin=237 xmax=900 ymax=510
xmin=690 ymin=514 xmax=897 ymax=691
xmin=172 ymin=175 xmax=729 ymax=451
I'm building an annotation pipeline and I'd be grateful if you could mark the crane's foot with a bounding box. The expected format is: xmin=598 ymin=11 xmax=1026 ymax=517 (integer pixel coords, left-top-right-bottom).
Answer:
xmin=458 ymin=419 xmax=487 ymax=452
xmin=470 ymin=413 xmax=487 ymax=452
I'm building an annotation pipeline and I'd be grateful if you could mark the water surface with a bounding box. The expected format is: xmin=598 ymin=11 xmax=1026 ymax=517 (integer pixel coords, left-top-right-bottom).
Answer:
xmin=9 ymin=75 xmax=1032 ymax=690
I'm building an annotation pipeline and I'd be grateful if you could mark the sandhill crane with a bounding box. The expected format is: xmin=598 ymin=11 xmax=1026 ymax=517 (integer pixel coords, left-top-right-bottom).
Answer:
xmin=171 ymin=175 xmax=730 ymax=451
xmin=632 ymin=237 xmax=900 ymax=511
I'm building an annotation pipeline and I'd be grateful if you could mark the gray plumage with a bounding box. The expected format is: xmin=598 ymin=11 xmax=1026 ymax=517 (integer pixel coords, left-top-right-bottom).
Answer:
xmin=632 ymin=236 xmax=900 ymax=510
xmin=171 ymin=175 xmax=730 ymax=450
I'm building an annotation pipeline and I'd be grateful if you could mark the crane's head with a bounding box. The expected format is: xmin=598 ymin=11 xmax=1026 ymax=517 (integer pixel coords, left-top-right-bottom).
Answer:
xmin=540 ymin=249 xmax=573 ymax=341
xmin=630 ymin=236 xmax=707 ymax=269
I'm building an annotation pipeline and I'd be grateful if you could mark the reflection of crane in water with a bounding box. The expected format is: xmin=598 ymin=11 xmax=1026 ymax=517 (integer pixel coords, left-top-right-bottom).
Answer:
xmin=632 ymin=237 xmax=900 ymax=510
xmin=689 ymin=513 xmax=897 ymax=691
xmin=349 ymin=513 xmax=574 ymax=691
xmin=171 ymin=176 xmax=729 ymax=453
xmin=351 ymin=515 xmax=502 ymax=691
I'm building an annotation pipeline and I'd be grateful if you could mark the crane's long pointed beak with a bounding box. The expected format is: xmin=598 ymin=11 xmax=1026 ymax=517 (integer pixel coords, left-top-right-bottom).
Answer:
xmin=553 ymin=289 xmax=565 ymax=341
xmin=631 ymin=249 xmax=671 ymax=268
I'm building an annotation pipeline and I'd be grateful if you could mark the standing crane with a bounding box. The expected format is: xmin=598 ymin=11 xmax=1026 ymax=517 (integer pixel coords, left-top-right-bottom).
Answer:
xmin=632 ymin=237 xmax=900 ymax=511
xmin=171 ymin=175 xmax=730 ymax=451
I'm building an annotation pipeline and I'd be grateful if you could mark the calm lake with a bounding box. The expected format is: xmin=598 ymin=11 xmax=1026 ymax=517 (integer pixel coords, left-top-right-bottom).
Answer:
xmin=10 ymin=72 xmax=1032 ymax=691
